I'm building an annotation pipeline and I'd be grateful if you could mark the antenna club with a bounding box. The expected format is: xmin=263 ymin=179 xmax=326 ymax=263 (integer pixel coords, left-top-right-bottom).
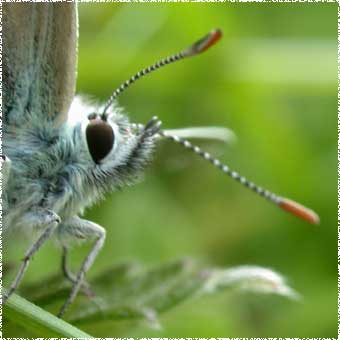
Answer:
xmin=278 ymin=198 xmax=320 ymax=224
xmin=201 ymin=29 xmax=223 ymax=52
xmin=183 ymin=29 xmax=223 ymax=57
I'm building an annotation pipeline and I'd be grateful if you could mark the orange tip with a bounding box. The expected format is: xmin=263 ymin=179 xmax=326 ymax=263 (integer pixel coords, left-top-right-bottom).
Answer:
xmin=184 ymin=29 xmax=223 ymax=57
xmin=278 ymin=198 xmax=320 ymax=224
xmin=198 ymin=29 xmax=223 ymax=53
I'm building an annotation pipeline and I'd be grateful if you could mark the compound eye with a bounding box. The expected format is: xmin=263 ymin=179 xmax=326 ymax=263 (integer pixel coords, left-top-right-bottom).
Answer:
xmin=86 ymin=118 xmax=114 ymax=164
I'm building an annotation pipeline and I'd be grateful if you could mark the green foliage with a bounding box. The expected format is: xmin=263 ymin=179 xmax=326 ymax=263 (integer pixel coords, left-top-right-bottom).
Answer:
xmin=4 ymin=260 xmax=297 ymax=337
xmin=4 ymin=293 xmax=91 ymax=337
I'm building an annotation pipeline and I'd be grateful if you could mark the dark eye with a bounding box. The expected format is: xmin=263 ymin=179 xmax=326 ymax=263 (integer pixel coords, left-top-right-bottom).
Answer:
xmin=86 ymin=118 xmax=114 ymax=164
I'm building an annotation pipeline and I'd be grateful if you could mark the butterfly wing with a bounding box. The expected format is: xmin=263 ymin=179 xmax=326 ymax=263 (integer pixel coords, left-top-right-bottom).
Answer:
xmin=3 ymin=3 xmax=78 ymax=127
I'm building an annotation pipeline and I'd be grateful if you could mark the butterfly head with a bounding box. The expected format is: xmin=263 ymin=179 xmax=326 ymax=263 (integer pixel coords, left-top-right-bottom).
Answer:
xmin=77 ymin=107 xmax=161 ymax=194
xmin=77 ymin=29 xmax=221 ymax=187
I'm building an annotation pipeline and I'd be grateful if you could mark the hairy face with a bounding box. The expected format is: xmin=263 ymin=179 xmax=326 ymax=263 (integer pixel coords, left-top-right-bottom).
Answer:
xmin=80 ymin=107 xmax=161 ymax=194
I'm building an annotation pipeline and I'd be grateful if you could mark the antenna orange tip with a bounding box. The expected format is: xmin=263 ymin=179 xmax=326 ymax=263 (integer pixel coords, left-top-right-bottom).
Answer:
xmin=185 ymin=29 xmax=223 ymax=57
xmin=200 ymin=29 xmax=223 ymax=53
xmin=278 ymin=198 xmax=320 ymax=225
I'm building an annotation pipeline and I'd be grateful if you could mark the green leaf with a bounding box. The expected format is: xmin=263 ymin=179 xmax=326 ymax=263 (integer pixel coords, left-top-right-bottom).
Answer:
xmin=4 ymin=293 xmax=92 ymax=337
xmin=11 ymin=259 xmax=298 ymax=332
xmin=68 ymin=260 xmax=298 ymax=328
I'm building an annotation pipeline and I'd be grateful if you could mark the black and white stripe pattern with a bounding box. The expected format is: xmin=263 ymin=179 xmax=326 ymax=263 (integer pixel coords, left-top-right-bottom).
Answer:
xmin=102 ymin=52 xmax=184 ymax=117
xmin=160 ymin=130 xmax=281 ymax=205
xmin=102 ymin=30 xmax=222 ymax=117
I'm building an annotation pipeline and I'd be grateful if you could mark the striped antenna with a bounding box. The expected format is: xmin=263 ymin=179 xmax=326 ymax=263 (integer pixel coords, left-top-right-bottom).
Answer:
xmin=102 ymin=29 xmax=222 ymax=117
xmin=160 ymin=130 xmax=320 ymax=224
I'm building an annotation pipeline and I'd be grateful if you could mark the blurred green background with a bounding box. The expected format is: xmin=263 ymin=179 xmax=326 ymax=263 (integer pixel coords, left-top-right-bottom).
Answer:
xmin=4 ymin=3 xmax=337 ymax=337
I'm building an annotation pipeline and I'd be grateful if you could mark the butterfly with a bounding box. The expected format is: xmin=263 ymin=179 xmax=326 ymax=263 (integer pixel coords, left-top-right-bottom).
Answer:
xmin=2 ymin=3 xmax=319 ymax=318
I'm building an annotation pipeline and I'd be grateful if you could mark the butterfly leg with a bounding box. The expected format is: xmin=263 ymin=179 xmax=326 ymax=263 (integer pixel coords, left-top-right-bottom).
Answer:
xmin=57 ymin=217 xmax=106 ymax=318
xmin=61 ymin=246 xmax=95 ymax=297
xmin=3 ymin=209 xmax=60 ymax=303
